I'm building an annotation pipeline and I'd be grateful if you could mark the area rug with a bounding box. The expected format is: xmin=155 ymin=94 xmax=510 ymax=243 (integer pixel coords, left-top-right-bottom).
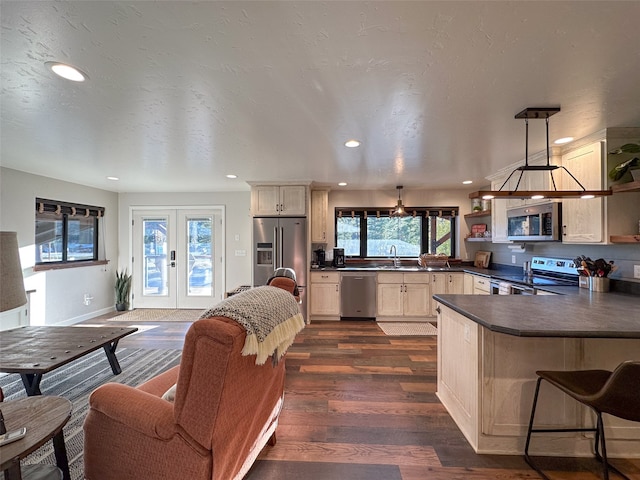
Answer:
xmin=0 ymin=347 xmax=182 ymax=480
xmin=111 ymin=308 xmax=204 ymax=322
xmin=377 ymin=322 xmax=438 ymax=336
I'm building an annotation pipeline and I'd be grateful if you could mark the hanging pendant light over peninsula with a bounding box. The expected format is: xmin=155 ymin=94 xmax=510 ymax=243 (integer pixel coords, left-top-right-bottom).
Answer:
xmin=469 ymin=107 xmax=612 ymax=200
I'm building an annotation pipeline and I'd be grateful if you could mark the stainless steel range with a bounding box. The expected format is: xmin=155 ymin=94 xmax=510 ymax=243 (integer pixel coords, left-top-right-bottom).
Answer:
xmin=490 ymin=256 xmax=579 ymax=295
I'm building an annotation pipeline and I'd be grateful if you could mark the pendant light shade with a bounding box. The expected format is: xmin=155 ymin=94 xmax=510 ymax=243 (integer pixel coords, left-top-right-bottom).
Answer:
xmin=0 ymin=231 xmax=27 ymax=313
xmin=392 ymin=186 xmax=406 ymax=216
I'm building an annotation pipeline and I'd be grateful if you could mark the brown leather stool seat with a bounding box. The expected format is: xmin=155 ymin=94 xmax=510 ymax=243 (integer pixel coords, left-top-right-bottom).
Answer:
xmin=524 ymin=360 xmax=640 ymax=480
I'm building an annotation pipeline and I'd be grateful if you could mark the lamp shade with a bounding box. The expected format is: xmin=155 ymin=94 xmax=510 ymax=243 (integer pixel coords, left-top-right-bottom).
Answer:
xmin=0 ymin=231 xmax=27 ymax=312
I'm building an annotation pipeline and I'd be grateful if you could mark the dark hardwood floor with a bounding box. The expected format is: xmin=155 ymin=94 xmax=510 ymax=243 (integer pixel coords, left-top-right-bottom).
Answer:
xmin=85 ymin=315 xmax=640 ymax=479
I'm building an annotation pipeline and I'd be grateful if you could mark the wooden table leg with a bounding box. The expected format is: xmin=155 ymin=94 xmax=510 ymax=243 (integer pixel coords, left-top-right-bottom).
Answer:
xmin=102 ymin=339 xmax=122 ymax=375
xmin=52 ymin=430 xmax=70 ymax=480
xmin=3 ymin=463 xmax=22 ymax=479
xmin=20 ymin=373 xmax=43 ymax=396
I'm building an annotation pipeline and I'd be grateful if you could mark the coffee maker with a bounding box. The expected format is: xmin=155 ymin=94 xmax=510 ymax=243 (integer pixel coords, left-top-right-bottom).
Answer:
xmin=314 ymin=248 xmax=326 ymax=267
xmin=332 ymin=248 xmax=345 ymax=268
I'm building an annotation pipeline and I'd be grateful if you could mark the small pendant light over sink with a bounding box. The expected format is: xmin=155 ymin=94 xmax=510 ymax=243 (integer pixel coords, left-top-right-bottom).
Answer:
xmin=469 ymin=107 xmax=612 ymax=200
xmin=392 ymin=186 xmax=406 ymax=216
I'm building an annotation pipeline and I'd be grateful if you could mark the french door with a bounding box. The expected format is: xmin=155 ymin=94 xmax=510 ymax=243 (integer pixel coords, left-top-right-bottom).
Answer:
xmin=131 ymin=208 xmax=224 ymax=309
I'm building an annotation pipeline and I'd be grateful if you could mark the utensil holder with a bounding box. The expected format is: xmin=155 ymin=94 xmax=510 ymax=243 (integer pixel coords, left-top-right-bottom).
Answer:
xmin=590 ymin=277 xmax=610 ymax=292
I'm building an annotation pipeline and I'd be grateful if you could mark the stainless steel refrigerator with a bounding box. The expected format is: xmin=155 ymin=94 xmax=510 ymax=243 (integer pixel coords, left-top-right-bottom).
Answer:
xmin=253 ymin=217 xmax=307 ymax=317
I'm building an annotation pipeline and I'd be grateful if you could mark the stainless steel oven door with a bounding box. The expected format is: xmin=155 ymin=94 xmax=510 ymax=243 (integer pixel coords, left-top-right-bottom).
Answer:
xmin=490 ymin=281 xmax=535 ymax=295
xmin=510 ymin=284 xmax=536 ymax=295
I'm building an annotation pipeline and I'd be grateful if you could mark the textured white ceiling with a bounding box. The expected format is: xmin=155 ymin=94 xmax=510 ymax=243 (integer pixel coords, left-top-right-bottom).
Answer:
xmin=1 ymin=1 xmax=639 ymax=193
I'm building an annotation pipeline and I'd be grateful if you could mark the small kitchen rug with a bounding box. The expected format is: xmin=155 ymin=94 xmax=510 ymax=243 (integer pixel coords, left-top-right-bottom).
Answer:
xmin=377 ymin=322 xmax=438 ymax=336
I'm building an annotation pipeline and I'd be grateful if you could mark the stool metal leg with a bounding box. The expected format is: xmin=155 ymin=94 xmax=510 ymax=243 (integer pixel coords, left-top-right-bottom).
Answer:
xmin=524 ymin=377 xmax=550 ymax=479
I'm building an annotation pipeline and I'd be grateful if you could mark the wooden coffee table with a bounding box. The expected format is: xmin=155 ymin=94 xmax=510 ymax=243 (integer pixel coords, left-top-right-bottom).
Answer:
xmin=0 ymin=326 xmax=137 ymax=396
xmin=0 ymin=396 xmax=72 ymax=480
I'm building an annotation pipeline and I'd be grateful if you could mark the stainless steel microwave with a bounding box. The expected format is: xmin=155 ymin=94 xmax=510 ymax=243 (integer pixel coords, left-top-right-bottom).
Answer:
xmin=507 ymin=202 xmax=561 ymax=241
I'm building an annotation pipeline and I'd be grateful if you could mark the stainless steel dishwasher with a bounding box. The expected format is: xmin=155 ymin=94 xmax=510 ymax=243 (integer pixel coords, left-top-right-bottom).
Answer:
xmin=340 ymin=272 xmax=376 ymax=320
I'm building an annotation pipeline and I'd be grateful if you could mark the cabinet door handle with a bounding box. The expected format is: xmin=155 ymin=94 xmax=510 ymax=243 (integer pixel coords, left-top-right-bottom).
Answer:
xmin=435 ymin=306 xmax=441 ymax=314
xmin=404 ymin=285 xmax=407 ymax=292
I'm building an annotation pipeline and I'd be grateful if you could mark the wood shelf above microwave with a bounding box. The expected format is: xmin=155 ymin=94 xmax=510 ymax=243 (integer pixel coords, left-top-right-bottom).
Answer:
xmin=464 ymin=210 xmax=491 ymax=219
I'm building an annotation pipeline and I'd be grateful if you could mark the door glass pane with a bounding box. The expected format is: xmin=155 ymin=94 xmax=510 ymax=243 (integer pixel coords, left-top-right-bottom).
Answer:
xmin=143 ymin=219 xmax=168 ymax=296
xmin=187 ymin=217 xmax=212 ymax=296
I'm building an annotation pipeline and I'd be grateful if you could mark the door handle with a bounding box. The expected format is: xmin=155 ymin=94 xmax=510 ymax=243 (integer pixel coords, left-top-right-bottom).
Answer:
xmin=170 ymin=250 xmax=176 ymax=267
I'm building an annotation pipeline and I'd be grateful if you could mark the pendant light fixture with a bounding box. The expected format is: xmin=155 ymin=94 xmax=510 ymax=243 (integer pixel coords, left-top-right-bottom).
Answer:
xmin=392 ymin=186 xmax=407 ymax=216
xmin=469 ymin=107 xmax=612 ymax=200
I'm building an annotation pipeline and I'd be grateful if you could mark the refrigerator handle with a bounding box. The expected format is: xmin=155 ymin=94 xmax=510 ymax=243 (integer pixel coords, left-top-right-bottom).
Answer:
xmin=279 ymin=227 xmax=284 ymax=269
xmin=273 ymin=226 xmax=278 ymax=271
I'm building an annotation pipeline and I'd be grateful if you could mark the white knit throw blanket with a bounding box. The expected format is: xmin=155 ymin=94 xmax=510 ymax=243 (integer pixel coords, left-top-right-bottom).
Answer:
xmin=199 ymin=286 xmax=305 ymax=365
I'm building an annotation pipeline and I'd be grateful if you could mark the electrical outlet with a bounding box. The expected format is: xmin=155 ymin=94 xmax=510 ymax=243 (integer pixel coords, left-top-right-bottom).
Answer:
xmin=511 ymin=255 xmax=516 ymax=264
xmin=634 ymin=265 xmax=640 ymax=279
xmin=83 ymin=293 xmax=93 ymax=306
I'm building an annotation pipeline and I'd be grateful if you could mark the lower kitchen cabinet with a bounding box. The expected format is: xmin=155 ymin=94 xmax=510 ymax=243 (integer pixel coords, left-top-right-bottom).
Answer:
xmin=429 ymin=272 xmax=464 ymax=315
xmin=463 ymin=273 xmax=474 ymax=294
xmin=309 ymin=271 xmax=340 ymax=319
xmin=377 ymin=272 xmax=430 ymax=319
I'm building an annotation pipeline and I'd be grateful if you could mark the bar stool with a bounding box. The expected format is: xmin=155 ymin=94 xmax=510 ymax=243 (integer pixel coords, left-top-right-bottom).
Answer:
xmin=524 ymin=360 xmax=640 ymax=480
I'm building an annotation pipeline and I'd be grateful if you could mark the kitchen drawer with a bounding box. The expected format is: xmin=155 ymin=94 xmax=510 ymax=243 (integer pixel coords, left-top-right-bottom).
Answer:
xmin=377 ymin=272 xmax=403 ymax=284
xmin=473 ymin=276 xmax=490 ymax=293
xmin=403 ymin=272 xmax=430 ymax=284
xmin=311 ymin=271 xmax=340 ymax=283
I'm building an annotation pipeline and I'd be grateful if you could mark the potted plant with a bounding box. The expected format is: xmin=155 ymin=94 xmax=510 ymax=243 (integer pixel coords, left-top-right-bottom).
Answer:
xmin=115 ymin=269 xmax=132 ymax=311
xmin=608 ymin=142 xmax=640 ymax=182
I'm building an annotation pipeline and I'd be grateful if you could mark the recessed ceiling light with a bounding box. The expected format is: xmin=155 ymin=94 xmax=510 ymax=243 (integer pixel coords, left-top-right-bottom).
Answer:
xmin=344 ymin=139 xmax=360 ymax=148
xmin=226 ymin=174 xmax=238 ymax=179
xmin=531 ymin=195 xmax=545 ymax=200
xmin=106 ymin=176 xmax=119 ymax=181
xmin=462 ymin=180 xmax=473 ymax=185
xmin=554 ymin=137 xmax=574 ymax=145
xmin=482 ymin=194 xmax=494 ymax=200
xmin=338 ymin=182 xmax=347 ymax=186
xmin=45 ymin=62 xmax=88 ymax=82
xmin=581 ymin=194 xmax=595 ymax=199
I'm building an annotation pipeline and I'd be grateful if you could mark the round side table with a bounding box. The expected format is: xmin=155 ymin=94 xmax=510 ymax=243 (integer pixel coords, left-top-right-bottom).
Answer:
xmin=0 ymin=396 xmax=72 ymax=480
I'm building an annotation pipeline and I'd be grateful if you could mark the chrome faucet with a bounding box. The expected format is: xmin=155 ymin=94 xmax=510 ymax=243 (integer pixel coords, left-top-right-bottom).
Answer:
xmin=389 ymin=245 xmax=400 ymax=268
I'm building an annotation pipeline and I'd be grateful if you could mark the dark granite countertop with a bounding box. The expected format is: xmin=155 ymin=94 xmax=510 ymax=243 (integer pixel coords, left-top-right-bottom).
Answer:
xmin=433 ymin=291 xmax=640 ymax=339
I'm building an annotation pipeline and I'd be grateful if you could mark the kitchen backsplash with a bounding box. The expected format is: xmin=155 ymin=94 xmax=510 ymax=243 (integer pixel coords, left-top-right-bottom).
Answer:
xmin=469 ymin=242 xmax=640 ymax=282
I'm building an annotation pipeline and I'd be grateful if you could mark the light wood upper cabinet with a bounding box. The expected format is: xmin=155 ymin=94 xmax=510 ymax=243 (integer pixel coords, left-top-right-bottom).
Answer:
xmin=490 ymin=173 xmax=510 ymax=243
xmin=560 ymin=141 xmax=605 ymax=243
xmin=310 ymin=190 xmax=329 ymax=242
xmin=251 ymin=185 xmax=306 ymax=216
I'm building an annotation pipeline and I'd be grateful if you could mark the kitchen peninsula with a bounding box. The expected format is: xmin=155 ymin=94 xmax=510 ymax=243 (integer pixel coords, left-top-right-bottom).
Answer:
xmin=433 ymin=291 xmax=640 ymax=458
